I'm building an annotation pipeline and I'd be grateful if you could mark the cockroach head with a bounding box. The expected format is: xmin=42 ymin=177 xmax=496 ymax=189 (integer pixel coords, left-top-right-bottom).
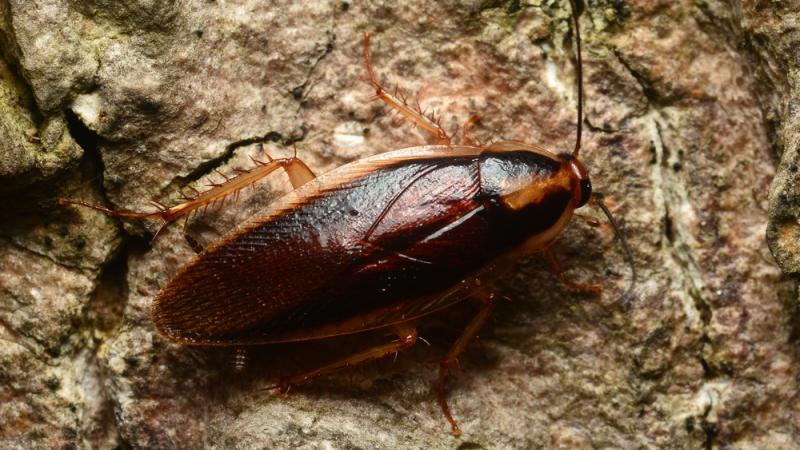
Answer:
xmin=559 ymin=152 xmax=591 ymax=208
xmin=479 ymin=150 xmax=590 ymax=213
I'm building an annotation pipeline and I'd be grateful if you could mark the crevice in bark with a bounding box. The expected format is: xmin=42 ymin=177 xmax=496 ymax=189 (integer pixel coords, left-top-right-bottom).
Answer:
xmin=611 ymin=49 xmax=663 ymax=107
xmin=65 ymin=108 xmax=100 ymax=156
xmin=170 ymin=128 xmax=305 ymax=192
xmin=701 ymin=399 xmax=718 ymax=450
xmin=61 ymin=108 xmax=136 ymax=249
xmin=1 ymin=234 xmax=92 ymax=273
xmin=292 ymin=26 xmax=335 ymax=107
xmin=622 ymin=43 xmax=721 ymax=442
xmin=79 ymin=243 xmax=130 ymax=449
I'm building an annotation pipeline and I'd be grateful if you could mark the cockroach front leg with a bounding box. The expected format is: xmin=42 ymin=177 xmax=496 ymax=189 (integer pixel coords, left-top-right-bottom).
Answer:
xmin=545 ymin=248 xmax=603 ymax=294
xmin=438 ymin=291 xmax=495 ymax=435
xmin=363 ymin=33 xmax=450 ymax=145
xmin=265 ymin=322 xmax=418 ymax=391
xmin=59 ymin=147 xmax=316 ymax=237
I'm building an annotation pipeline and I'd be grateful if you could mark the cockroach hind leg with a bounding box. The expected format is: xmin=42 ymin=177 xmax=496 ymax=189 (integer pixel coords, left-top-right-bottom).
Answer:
xmin=277 ymin=152 xmax=316 ymax=189
xmin=59 ymin=197 xmax=170 ymax=223
xmin=545 ymin=248 xmax=603 ymax=295
xmin=362 ymin=32 xmax=450 ymax=145
xmin=438 ymin=294 xmax=496 ymax=435
xmin=263 ymin=323 xmax=418 ymax=392
xmin=64 ymin=147 xmax=320 ymax=240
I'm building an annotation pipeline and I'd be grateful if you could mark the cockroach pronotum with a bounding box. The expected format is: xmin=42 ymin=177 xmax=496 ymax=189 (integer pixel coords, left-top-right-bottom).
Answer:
xmin=60 ymin=0 xmax=636 ymax=435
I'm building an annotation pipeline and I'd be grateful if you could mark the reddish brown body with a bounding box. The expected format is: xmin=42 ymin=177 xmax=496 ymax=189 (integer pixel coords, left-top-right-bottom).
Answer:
xmin=153 ymin=144 xmax=586 ymax=345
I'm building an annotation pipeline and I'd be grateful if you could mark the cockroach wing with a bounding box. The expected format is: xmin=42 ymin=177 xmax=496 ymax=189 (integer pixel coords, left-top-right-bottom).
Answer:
xmin=151 ymin=146 xmax=544 ymax=345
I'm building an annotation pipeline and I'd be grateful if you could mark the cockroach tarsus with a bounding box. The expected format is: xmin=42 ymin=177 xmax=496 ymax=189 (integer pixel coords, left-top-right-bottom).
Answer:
xmin=59 ymin=0 xmax=636 ymax=436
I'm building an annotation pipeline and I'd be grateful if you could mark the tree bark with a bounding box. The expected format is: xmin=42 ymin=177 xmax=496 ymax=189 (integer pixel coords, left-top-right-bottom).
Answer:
xmin=0 ymin=0 xmax=796 ymax=448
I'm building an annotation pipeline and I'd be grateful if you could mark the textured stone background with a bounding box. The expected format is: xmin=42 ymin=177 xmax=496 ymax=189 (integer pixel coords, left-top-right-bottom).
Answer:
xmin=0 ymin=0 xmax=797 ymax=448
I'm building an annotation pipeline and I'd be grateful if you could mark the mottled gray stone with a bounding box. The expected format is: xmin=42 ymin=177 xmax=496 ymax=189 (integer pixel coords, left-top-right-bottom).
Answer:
xmin=0 ymin=54 xmax=83 ymax=193
xmin=0 ymin=0 xmax=797 ymax=449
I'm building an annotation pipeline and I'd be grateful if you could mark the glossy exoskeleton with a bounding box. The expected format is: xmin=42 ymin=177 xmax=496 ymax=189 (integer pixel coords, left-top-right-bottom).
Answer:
xmin=154 ymin=142 xmax=592 ymax=344
xmin=60 ymin=0 xmax=635 ymax=435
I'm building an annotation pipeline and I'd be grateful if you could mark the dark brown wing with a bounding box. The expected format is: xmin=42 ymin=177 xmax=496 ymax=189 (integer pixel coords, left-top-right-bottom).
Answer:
xmin=151 ymin=146 xmax=524 ymax=345
xmin=268 ymin=250 xmax=521 ymax=344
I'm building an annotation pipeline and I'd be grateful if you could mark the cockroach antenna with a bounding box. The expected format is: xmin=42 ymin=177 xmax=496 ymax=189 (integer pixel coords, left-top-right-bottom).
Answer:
xmin=569 ymin=0 xmax=637 ymax=299
xmin=570 ymin=0 xmax=584 ymax=158
xmin=592 ymin=195 xmax=638 ymax=302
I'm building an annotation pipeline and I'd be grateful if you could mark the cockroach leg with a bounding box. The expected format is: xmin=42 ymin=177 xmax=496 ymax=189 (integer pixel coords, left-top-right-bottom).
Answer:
xmin=264 ymin=322 xmax=418 ymax=391
xmin=362 ymin=33 xmax=450 ymax=145
xmin=59 ymin=151 xmax=317 ymax=233
xmin=545 ymin=248 xmax=603 ymax=294
xmin=461 ymin=114 xmax=482 ymax=147
xmin=438 ymin=291 xmax=496 ymax=435
xmin=279 ymin=154 xmax=316 ymax=189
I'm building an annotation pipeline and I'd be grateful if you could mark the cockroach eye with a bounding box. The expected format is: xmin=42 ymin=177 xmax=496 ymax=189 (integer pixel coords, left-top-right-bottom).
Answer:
xmin=579 ymin=179 xmax=592 ymax=207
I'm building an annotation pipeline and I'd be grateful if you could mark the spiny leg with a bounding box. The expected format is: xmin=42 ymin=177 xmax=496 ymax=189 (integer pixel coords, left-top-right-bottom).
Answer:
xmin=59 ymin=147 xmax=316 ymax=234
xmin=279 ymin=144 xmax=317 ymax=188
xmin=363 ymin=33 xmax=450 ymax=145
xmin=168 ymin=150 xmax=315 ymax=238
xmin=545 ymin=247 xmax=602 ymax=294
xmin=265 ymin=322 xmax=418 ymax=389
xmin=438 ymin=292 xmax=495 ymax=435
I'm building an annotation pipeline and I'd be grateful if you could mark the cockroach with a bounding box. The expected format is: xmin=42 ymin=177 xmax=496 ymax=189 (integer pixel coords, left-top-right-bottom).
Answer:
xmin=60 ymin=0 xmax=635 ymax=435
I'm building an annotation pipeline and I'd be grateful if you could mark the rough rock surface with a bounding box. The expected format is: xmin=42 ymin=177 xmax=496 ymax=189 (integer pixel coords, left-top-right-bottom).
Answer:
xmin=0 ymin=0 xmax=796 ymax=449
